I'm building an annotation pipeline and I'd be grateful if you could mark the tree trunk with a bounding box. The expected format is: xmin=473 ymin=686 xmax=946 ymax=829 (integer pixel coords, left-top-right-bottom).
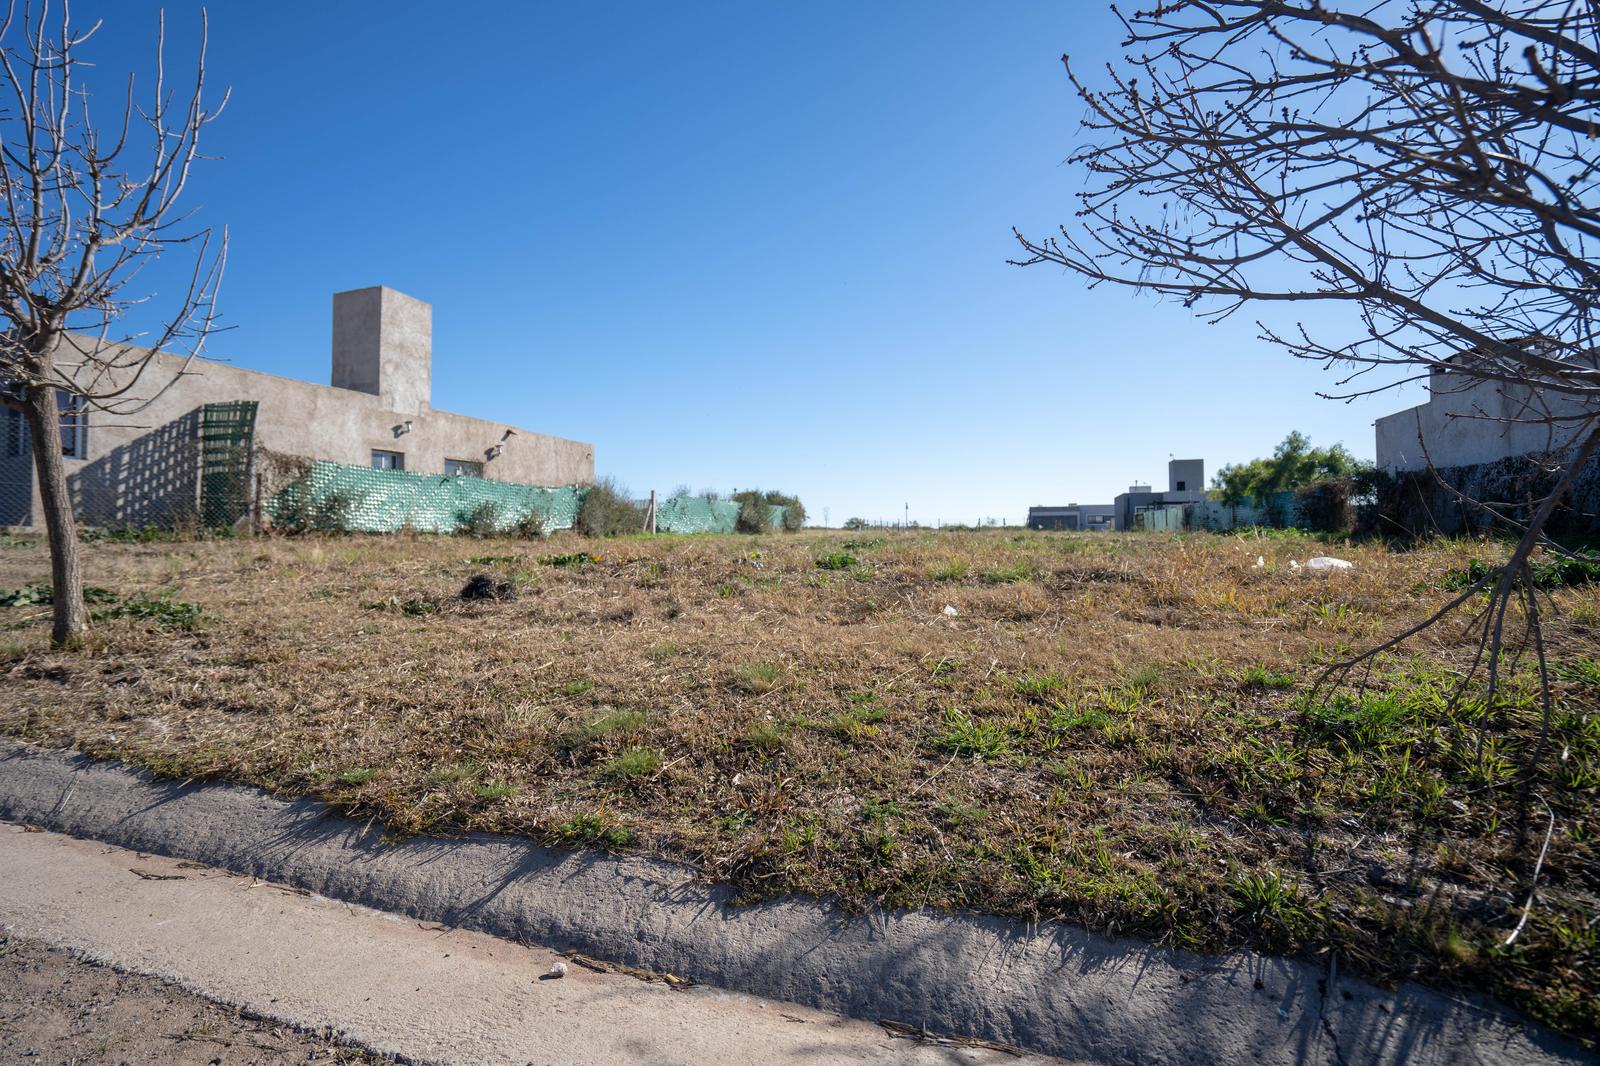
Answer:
xmin=23 ymin=381 xmax=87 ymax=647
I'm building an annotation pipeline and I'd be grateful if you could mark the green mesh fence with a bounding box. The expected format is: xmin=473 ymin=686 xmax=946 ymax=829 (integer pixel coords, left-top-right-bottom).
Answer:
xmin=265 ymin=460 xmax=799 ymax=535
xmin=268 ymin=460 xmax=584 ymax=533
xmin=653 ymin=496 xmax=788 ymax=534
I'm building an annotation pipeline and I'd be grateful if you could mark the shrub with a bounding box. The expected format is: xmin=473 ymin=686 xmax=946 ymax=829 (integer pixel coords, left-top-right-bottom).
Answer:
xmin=731 ymin=490 xmax=773 ymax=534
xmin=1295 ymin=480 xmax=1355 ymax=533
xmin=843 ymin=516 xmax=869 ymax=530
xmin=274 ymin=487 xmax=357 ymax=534
xmin=762 ymin=490 xmax=806 ymax=531
xmin=457 ymin=501 xmax=501 ymax=537
xmin=578 ymin=477 xmax=644 ymax=537
xmin=511 ymin=508 xmax=548 ymax=538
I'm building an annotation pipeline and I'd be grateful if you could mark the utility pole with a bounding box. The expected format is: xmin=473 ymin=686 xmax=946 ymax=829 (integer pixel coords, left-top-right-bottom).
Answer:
xmin=904 ymin=502 xmax=909 ymax=529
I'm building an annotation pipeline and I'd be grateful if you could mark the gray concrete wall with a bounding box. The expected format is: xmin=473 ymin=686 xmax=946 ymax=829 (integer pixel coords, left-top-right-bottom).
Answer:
xmin=6 ymin=331 xmax=595 ymax=528
xmin=1168 ymin=458 xmax=1204 ymax=497
xmin=1376 ymin=373 xmax=1590 ymax=473
xmin=331 ymin=286 xmax=431 ymax=416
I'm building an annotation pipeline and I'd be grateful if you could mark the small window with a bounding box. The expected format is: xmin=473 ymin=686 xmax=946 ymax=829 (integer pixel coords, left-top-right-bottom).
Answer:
xmin=57 ymin=390 xmax=87 ymax=460
xmin=4 ymin=406 xmax=27 ymax=459
xmin=1175 ymin=480 xmax=1186 ymax=491
xmin=444 ymin=458 xmax=483 ymax=478
xmin=371 ymin=449 xmax=405 ymax=471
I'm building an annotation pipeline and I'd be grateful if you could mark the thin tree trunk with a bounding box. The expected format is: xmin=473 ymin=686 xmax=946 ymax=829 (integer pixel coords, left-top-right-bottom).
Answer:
xmin=23 ymin=380 xmax=87 ymax=647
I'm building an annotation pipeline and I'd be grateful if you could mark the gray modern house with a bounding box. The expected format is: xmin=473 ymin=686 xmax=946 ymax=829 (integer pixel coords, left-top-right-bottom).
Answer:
xmin=1026 ymin=503 xmax=1114 ymax=531
xmin=1112 ymin=459 xmax=1206 ymax=530
xmin=1 ymin=286 xmax=595 ymax=529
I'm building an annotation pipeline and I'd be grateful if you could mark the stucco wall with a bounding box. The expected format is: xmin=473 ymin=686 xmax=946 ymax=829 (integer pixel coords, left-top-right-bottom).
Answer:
xmin=1376 ymin=373 xmax=1589 ymax=473
xmin=6 ymin=336 xmax=595 ymax=528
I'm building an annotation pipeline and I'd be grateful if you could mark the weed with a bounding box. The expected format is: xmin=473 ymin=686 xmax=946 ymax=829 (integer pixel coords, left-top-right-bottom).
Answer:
xmin=742 ymin=721 xmax=788 ymax=752
xmin=816 ymin=550 xmax=859 ymax=571
xmin=1241 ymin=666 xmax=1296 ymax=690
xmin=823 ymin=702 xmax=885 ymax=743
xmin=336 ymin=767 xmax=378 ymax=786
xmin=542 ymin=552 xmax=601 ymax=568
xmin=935 ymin=799 xmax=989 ymax=828
xmin=474 ymin=780 xmax=516 ymax=800
xmin=1302 ymin=693 xmax=1409 ymax=751
xmin=1014 ymin=672 xmax=1067 ymax=701
xmin=1442 ymin=556 xmax=1600 ymax=591
xmin=1231 ymin=869 xmax=1315 ymax=943
xmin=930 ymin=559 xmax=970 ymax=582
xmin=734 ymin=662 xmax=783 ymax=694
xmin=564 ymin=708 xmax=644 ymax=746
xmin=555 ymin=811 xmax=636 ymax=848
xmin=934 ymin=709 xmax=1010 ymax=759
xmin=600 ymin=747 xmax=664 ymax=781
xmin=978 ymin=562 xmax=1034 ymax=585
xmin=0 ymin=584 xmax=118 ymax=607
xmin=1555 ymin=659 xmax=1600 ymax=688
xmin=97 ymin=592 xmax=208 ymax=631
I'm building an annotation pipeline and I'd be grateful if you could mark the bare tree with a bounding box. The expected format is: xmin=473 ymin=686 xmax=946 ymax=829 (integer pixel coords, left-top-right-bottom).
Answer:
xmin=1014 ymin=1 xmax=1600 ymax=735
xmin=0 ymin=0 xmax=226 ymax=646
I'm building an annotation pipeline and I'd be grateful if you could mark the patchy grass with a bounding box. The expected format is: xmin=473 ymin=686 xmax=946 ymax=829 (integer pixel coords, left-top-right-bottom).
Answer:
xmin=0 ymin=529 xmax=1596 ymax=1040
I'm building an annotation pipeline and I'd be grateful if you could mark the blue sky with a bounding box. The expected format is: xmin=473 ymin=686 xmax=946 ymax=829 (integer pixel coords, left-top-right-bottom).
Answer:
xmin=77 ymin=1 xmax=1408 ymax=525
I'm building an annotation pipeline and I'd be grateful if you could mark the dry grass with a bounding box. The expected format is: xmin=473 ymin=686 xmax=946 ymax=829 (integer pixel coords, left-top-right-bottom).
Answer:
xmin=1 ymin=527 xmax=1597 ymax=1039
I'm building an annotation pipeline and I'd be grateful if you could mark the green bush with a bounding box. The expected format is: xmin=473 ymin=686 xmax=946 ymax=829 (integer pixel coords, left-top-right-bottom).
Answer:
xmin=511 ymin=508 xmax=548 ymax=538
xmin=762 ymin=490 xmax=806 ymax=531
xmin=275 ymin=487 xmax=357 ymax=533
xmin=457 ymin=501 xmax=501 ymax=537
xmin=731 ymin=490 xmax=773 ymax=534
xmin=578 ymin=477 xmax=644 ymax=537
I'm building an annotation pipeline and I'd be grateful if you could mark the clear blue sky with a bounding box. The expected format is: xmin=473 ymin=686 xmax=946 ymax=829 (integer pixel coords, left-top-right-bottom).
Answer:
xmin=78 ymin=1 xmax=1407 ymax=525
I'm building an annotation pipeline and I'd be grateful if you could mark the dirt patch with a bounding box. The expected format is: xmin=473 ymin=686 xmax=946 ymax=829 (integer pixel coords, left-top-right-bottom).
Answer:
xmin=0 ymin=932 xmax=386 ymax=1064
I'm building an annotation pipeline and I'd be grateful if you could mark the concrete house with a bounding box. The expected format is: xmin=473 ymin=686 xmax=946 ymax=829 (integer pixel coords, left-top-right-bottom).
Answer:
xmin=1375 ymin=348 xmax=1597 ymax=473
xmin=1025 ymin=503 xmax=1114 ymax=532
xmin=1 ymin=286 xmax=595 ymax=529
xmin=1113 ymin=459 xmax=1205 ymax=530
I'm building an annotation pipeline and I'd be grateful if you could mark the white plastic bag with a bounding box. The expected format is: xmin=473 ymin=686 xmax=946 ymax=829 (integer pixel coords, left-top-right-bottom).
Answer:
xmin=1305 ymin=556 xmax=1354 ymax=571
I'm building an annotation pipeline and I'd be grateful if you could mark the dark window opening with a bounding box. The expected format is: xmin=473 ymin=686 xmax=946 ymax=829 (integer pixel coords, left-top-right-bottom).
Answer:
xmin=1175 ymin=480 xmax=1186 ymax=491
xmin=371 ymin=449 xmax=405 ymax=471
xmin=58 ymin=391 xmax=88 ymax=459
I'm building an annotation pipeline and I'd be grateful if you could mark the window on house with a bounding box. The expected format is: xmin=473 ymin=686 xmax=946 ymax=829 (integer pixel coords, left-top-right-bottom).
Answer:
xmin=1175 ymin=480 xmax=1186 ymax=491
xmin=444 ymin=458 xmax=483 ymax=478
xmin=3 ymin=406 xmax=26 ymax=459
xmin=371 ymin=449 xmax=405 ymax=471
xmin=58 ymin=391 xmax=88 ymax=459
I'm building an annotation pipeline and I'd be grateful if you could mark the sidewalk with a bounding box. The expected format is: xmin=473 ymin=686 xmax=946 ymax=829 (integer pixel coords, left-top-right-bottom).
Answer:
xmin=0 ymin=822 xmax=1060 ymax=1066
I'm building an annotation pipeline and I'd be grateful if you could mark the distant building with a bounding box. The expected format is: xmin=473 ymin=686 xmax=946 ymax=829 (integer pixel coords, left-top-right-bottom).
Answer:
xmin=1113 ymin=459 xmax=1206 ymax=530
xmin=1026 ymin=503 xmax=1114 ymax=531
xmin=1 ymin=286 xmax=595 ymax=529
xmin=1375 ymin=348 xmax=1597 ymax=473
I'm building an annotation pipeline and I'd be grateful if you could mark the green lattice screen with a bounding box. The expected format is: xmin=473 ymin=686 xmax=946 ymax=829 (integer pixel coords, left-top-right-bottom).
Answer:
xmin=199 ymin=401 xmax=258 ymax=528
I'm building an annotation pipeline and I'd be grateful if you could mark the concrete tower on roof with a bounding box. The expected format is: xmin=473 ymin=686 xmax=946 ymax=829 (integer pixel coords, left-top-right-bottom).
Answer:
xmin=332 ymin=286 xmax=433 ymax=416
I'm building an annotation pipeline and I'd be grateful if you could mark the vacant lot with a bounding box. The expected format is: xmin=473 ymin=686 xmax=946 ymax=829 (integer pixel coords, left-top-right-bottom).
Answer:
xmin=1 ymin=528 xmax=1597 ymax=1039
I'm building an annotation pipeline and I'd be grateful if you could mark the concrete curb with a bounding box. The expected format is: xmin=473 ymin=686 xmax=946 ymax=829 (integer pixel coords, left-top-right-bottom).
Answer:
xmin=0 ymin=739 xmax=1585 ymax=1066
